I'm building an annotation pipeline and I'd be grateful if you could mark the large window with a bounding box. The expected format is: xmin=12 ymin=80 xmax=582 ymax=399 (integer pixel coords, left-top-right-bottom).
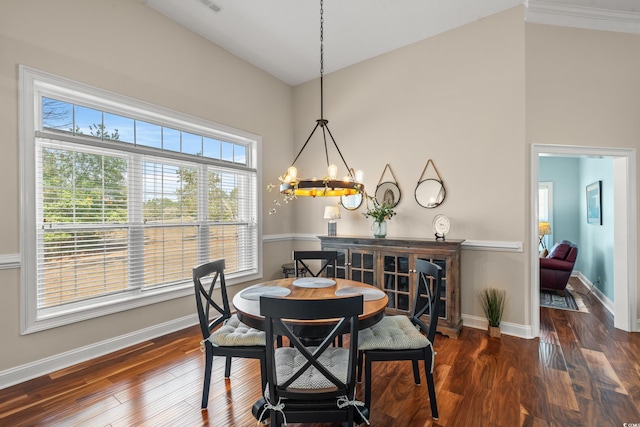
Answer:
xmin=20 ymin=67 xmax=261 ymax=333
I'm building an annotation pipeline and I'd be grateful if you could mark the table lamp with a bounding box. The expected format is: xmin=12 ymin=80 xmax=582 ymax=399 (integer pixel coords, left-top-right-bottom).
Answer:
xmin=538 ymin=221 xmax=551 ymax=250
xmin=324 ymin=206 xmax=341 ymax=236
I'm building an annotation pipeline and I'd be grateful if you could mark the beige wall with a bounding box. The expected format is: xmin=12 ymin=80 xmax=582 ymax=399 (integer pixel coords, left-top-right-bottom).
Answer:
xmin=526 ymin=23 xmax=640 ymax=327
xmin=289 ymin=6 xmax=529 ymax=326
xmin=0 ymin=0 xmax=293 ymax=372
xmin=526 ymin=23 xmax=640 ymax=148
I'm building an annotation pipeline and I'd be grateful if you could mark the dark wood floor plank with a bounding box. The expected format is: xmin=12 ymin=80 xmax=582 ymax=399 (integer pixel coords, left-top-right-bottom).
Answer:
xmin=490 ymin=346 xmax=521 ymax=427
xmin=581 ymin=348 xmax=627 ymax=394
xmin=538 ymin=341 xmax=567 ymax=371
xmin=546 ymin=307 xmax=577 ymax=344
xmin=575 ymin=394 xmax=619 ymax=427
xmin=599 ymin=388 xmax=640 ymax=426
xmin=542 ymin=367 xmax=579 ymax=411
xmin=546 ymin=402 xmax=583 ymax=427
xmin=519 ymin=371 xmax=551 ymax=421
xmin=514 ymin=337 xmax=547 ymax=378
xmin=0 ymin=280 xmax=638 ymax=427
xmin=520 ymin=412 xmax=550 ymax=427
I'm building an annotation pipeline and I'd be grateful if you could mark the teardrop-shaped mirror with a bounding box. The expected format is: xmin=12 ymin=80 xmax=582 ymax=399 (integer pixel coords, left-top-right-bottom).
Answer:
xmin=340 ymin=192 xmax=363 ymax=210
xmin=375 ymin=182 xmax=401 ymax=208
xmin=415 ymin=178 xmax=446 ymax=208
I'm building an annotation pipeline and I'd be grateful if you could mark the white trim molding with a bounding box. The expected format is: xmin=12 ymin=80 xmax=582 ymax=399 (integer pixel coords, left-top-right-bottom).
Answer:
xmin=0 ymin=314 xmax=198 ymax=391
xmin=0 ymin=253 xmax=20 ymax=270
xmin=461 ymin=240 xmax=523 ymax=252
xmin=263 ymin=233 xmax=296 ymax=243
xmin=526 ymin=0 xmax=640 ymax=34
xmin=264 ymin=233 xmax=523 ymax=252
xmin=531 ymin=143 xmax=637 ymax=335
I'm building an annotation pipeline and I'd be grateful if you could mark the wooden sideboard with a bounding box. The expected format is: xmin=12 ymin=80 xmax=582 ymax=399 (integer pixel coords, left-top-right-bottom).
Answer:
xmin=319 ymin=235 xmax=463 ymax=339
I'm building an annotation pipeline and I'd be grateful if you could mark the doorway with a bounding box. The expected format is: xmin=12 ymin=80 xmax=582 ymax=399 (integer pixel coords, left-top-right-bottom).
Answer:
xmin=531 ymin=144 xmax=637 ymax=337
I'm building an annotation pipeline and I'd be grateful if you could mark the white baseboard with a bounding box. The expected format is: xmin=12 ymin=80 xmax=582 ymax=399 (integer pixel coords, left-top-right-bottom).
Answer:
xmin=0 ymin=314 xmax=198 ymax=391
xmin=574 ymin=271 xmax=614 ymax=314
xmin=461 ymin=314 xmax=534 ymax=339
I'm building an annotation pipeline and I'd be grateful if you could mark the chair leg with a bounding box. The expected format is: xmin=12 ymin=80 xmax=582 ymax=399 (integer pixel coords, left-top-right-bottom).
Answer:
xmin=412 ymin=359 xmax=421 ymax=385
xmin=271 ymin=411 xmax=281 ymax=427
xmin=426 ymin=371 xmax=439 ymax=420
xmin=424 ymin=356 xmax=439 ymax=420
xmin=224 ymin=356 xmax=232 ymax=378
xmin=259 ymin=356 xmax=267 ymax=393
xmin=201 ymin=349 xmax=213 ymax=409
xmin=357 ymin=350 xmax=364 ymax=383
xmin=364 ymin=357 xmax=373 ymax=409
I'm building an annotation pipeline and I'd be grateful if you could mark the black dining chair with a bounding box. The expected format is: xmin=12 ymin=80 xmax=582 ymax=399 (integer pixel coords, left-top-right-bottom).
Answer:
xmin=193 ymin=259 xmax=266 ymax=409
xmin=252 ymin=294 xmax=368 ymax=427
xmin=357 ymin=259 xmax=442 ymax=420
xmin=293 ymin=250 xmax=338 ymax=277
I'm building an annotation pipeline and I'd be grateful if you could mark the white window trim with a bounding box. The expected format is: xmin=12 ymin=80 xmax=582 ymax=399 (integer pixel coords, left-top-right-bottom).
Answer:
xmin=19 ymin=66 xmax=263 ymax=334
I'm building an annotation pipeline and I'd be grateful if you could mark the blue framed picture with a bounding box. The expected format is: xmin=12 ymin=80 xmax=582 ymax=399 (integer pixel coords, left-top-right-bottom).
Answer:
xmin=586 ymin=181 xmax=602 ymax=225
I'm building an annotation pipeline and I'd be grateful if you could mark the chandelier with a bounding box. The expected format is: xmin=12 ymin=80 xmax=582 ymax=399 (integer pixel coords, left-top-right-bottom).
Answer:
xmin=279 ymin=0 xmax=364 ymax=198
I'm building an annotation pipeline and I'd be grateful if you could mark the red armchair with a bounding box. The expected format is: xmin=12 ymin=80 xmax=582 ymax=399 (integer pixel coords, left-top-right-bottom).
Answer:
xmin=540 ymin=240 xmax=578 ymax=294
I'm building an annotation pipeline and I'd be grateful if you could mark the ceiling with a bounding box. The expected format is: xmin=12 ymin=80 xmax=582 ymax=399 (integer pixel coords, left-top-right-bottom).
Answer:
xmin=141 ymin=0 xmax=640 ymax=86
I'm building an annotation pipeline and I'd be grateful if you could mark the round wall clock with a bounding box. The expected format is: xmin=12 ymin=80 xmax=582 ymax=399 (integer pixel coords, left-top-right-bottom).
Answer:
xmin=432 ymin=214 xmax=450 ymax=240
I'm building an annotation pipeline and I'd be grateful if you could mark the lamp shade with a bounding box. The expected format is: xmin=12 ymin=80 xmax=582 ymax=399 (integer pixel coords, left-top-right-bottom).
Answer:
xmin=539 ymin=221 xmax=551 ymax=235
xmin=324 ymin=206 xmax=341 ymax=220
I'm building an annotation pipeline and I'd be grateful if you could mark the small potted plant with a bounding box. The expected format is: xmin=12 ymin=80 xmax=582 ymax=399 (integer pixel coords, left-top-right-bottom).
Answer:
xmin=477 ymin=288 xmax=506 ymax=338
xmin=362 ymin=195 xmax=395 ymax=238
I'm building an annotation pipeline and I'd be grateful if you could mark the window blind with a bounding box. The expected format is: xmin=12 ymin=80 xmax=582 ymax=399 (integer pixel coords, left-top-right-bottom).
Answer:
xmin=35 ymin=136 xmax=257 ymax=310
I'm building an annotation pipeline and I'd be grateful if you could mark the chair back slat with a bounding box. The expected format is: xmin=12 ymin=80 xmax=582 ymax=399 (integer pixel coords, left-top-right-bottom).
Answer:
xmin=293 ymin=250 xmax=338 ymax=277
xmin=193 ymin=259 xmax=230 ymax=339
xmin=413 ymin=259 xmax=443 ymax=343
xmin=260 ymin=295 xmax=362 ymax=401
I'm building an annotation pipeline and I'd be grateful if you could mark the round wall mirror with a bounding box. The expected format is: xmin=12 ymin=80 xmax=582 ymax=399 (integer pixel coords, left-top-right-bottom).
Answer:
xmin=415 ymin=179 xmax=446 ymax=208
xmin=375 ymin=182 xmax=401 ymax=208
xmin=340 ymin=192 xmax=363 ymax=210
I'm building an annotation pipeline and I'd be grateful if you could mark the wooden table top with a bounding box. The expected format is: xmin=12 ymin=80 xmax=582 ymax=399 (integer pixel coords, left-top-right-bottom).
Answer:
xmin=232 ymin=277 xmax=388 ymax=333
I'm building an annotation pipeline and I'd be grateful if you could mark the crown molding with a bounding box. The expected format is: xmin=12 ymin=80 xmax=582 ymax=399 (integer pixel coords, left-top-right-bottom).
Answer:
xmin=526 ymin=0 xmax=640 ymax=34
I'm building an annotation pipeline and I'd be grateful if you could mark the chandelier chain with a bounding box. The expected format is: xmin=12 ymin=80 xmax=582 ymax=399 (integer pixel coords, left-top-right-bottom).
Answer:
xmin=320 ymin=0 xmax=324 ymax=77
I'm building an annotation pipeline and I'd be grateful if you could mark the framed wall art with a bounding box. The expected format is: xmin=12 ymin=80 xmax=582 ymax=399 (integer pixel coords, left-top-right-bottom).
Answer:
xmin=586 ymin=180 xmax=602 ymax=225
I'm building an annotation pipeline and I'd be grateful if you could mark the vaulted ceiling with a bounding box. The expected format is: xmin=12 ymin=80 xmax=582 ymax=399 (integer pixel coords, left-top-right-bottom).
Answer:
xmin=141 ymin=0 xmax=640 ymax=85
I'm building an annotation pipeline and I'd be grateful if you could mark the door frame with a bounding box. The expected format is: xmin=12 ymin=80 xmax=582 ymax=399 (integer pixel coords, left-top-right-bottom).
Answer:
xmin=530 ymin=144 xmax=637 ymax=336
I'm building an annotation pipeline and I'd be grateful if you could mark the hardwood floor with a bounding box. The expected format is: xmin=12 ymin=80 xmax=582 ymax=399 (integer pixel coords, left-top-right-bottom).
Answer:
xmin=1 ymin=277 xmax=640 ymax=426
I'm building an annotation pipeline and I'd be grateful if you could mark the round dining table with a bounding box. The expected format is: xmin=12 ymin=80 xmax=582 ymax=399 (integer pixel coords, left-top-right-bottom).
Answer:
xmin=232 ymin=277 xmax=388 ymax=339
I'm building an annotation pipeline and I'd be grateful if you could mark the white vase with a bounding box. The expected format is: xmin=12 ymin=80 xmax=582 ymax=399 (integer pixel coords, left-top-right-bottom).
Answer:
xmin=373 ymin=220 xmax=387 ymax=238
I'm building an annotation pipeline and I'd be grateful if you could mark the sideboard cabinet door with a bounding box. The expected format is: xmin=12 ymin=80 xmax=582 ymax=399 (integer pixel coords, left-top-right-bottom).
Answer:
xmin=323 ymin=245 xmax=376 ymax=285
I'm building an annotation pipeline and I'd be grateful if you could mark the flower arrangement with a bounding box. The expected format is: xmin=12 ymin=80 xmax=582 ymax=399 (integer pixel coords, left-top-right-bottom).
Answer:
xmin=362 ymin=195 xmax=395 ymax=224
